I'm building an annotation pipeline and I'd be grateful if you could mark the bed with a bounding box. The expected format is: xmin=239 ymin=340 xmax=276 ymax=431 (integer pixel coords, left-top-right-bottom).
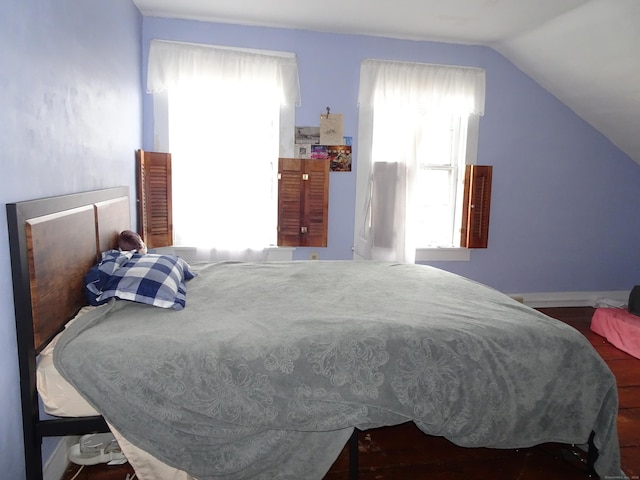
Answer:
xmin=7 ymin=187 xmax=623 ymax=480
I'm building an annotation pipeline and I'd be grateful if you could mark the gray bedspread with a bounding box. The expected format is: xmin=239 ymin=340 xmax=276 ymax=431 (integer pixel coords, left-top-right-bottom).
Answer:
xmin=54 ymin=261 xmax=622 ymax=479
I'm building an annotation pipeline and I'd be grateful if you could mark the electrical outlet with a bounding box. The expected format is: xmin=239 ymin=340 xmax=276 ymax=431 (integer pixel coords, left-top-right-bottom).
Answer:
xmin=309 ymin=252 xmax=319 ymax=260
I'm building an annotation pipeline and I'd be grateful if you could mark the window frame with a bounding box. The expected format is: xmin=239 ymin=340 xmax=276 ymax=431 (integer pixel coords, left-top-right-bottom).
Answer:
xmin=415 ymin=112 xmax=480 ymax=261
xmin=414 ymin=112 xmax=467 ymax=249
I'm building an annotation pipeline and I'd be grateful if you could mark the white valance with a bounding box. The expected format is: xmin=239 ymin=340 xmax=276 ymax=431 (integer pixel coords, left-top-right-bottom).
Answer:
xmin=358 ymin=59 xmax=485 ymax=115
xmin=147 ymin=39 xmax=301 ymax=106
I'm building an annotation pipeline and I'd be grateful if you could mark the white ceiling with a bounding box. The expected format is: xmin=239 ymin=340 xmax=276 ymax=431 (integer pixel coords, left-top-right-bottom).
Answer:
xmin=133 ymin=0 xmax=640 ymax=165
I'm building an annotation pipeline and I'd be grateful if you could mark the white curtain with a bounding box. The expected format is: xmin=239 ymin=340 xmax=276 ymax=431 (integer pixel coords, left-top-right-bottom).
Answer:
xmin=147 ymin=40 xmax=300 ymax=105
xmin=147 ymin=40 xmax=300 ymax=261
xmin=353 ymin=59 xmax=485 ymax=263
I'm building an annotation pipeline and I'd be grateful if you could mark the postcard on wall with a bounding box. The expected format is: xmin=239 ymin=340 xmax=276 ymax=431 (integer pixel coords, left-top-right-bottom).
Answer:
xmin=310 ymin=145 xmax=328 ymax=159
xmin=320 ymin=113 xmax=344 ymax=145
xmin=295 ymin=144 xmax=312 ymax=159
xmin=327 ymin=145 xmax=352 ymax=172
xmin=295 ymin=126 xmax=320 ymax=145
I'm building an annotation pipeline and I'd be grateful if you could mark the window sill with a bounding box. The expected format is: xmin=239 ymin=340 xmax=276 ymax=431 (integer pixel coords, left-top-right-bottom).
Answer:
xmin=151 ymin=246 xmax=295 ymax=262
xmin=265 ymin=246 xmax=295 ymax=261
xmin=415 ymin=247 xmax=470 ymax=262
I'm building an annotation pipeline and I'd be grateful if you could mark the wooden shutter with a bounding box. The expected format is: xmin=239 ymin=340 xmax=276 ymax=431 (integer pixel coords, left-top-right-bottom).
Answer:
xmin=136 ymin=149 xmax=173 ymax=249
xmin=278 ymin=158 xmax=304 ymax=246
xmin=460 ymin=165 xmax=492 ymax=249
xmin=277 ymin=158 xmax=329 ymax=247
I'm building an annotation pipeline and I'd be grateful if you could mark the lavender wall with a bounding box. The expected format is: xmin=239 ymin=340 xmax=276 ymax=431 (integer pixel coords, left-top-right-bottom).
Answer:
xmin=0 ymin=1 xmax=142 ymax=477
xmin=142 ymin=17 xmax=640 ymax=294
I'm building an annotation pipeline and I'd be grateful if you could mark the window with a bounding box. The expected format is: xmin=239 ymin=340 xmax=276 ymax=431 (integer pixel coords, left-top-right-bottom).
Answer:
xmin=147 ymin=40 xmax=300 ymax=260
xmin=167 ymin=80 xmax=280 ymax=251
xmin=354 ymin=59 xmax=486 ymax=263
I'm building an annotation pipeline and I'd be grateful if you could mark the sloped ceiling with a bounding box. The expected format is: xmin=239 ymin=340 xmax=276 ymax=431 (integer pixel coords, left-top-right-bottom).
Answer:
xmin=133 ymin=0 xmax=640 ymax=165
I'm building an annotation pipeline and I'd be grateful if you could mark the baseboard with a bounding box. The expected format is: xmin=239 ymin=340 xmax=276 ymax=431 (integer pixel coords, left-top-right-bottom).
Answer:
xmin=507 ymin=290 xmax=628 ymax=308
xmin=44 ymin=436 xmax=78 ymax=480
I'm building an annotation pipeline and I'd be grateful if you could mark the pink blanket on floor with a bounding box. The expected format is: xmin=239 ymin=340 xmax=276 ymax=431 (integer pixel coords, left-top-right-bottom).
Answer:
xmin=591 ymin=308 xmax=640 ymax=359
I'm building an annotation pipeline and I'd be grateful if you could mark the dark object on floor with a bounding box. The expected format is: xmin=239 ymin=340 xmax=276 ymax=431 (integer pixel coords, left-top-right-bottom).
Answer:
xmin=628 ymin=285 xmax=640 ymax=316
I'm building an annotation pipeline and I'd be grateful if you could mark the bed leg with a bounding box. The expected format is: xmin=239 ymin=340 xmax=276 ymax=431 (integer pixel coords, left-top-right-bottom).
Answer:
xmin=587 ymin=430 xmax=599 ymax=478
xmin=349 ymin=428 xmax=359 ymax=480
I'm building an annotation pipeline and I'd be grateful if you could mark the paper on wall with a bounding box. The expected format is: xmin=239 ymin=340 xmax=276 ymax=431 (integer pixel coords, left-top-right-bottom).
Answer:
xmin=320 ymin=113 xmax=344 ymax=145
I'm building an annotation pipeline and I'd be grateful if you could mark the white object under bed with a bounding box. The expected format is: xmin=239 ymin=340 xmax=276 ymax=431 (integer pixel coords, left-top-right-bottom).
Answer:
xmin=37 ymin=307 xmax=193 ymax=480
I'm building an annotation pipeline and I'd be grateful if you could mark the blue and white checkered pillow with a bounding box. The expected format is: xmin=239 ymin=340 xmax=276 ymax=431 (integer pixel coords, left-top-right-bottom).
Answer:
xmin=86 ymin=250 xmax=195 ymax=310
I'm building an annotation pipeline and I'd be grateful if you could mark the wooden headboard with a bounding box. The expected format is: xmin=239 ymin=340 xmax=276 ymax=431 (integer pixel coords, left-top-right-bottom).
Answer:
xmin=6 ymin=187 xmax=130 ymax=480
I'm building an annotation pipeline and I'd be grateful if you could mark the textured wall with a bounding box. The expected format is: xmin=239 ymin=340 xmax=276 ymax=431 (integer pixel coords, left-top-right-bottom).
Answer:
xmin=0 ymin=1 xmax=142 ymax=477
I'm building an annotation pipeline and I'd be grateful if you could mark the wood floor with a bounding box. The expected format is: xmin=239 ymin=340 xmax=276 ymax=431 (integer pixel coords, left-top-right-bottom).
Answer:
xmin=61 ymin=307 xmax=640 ymax=480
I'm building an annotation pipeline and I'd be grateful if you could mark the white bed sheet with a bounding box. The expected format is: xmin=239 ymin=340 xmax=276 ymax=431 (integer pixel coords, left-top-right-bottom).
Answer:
xmin=37 ymin=307 xmax=194 ymax=480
